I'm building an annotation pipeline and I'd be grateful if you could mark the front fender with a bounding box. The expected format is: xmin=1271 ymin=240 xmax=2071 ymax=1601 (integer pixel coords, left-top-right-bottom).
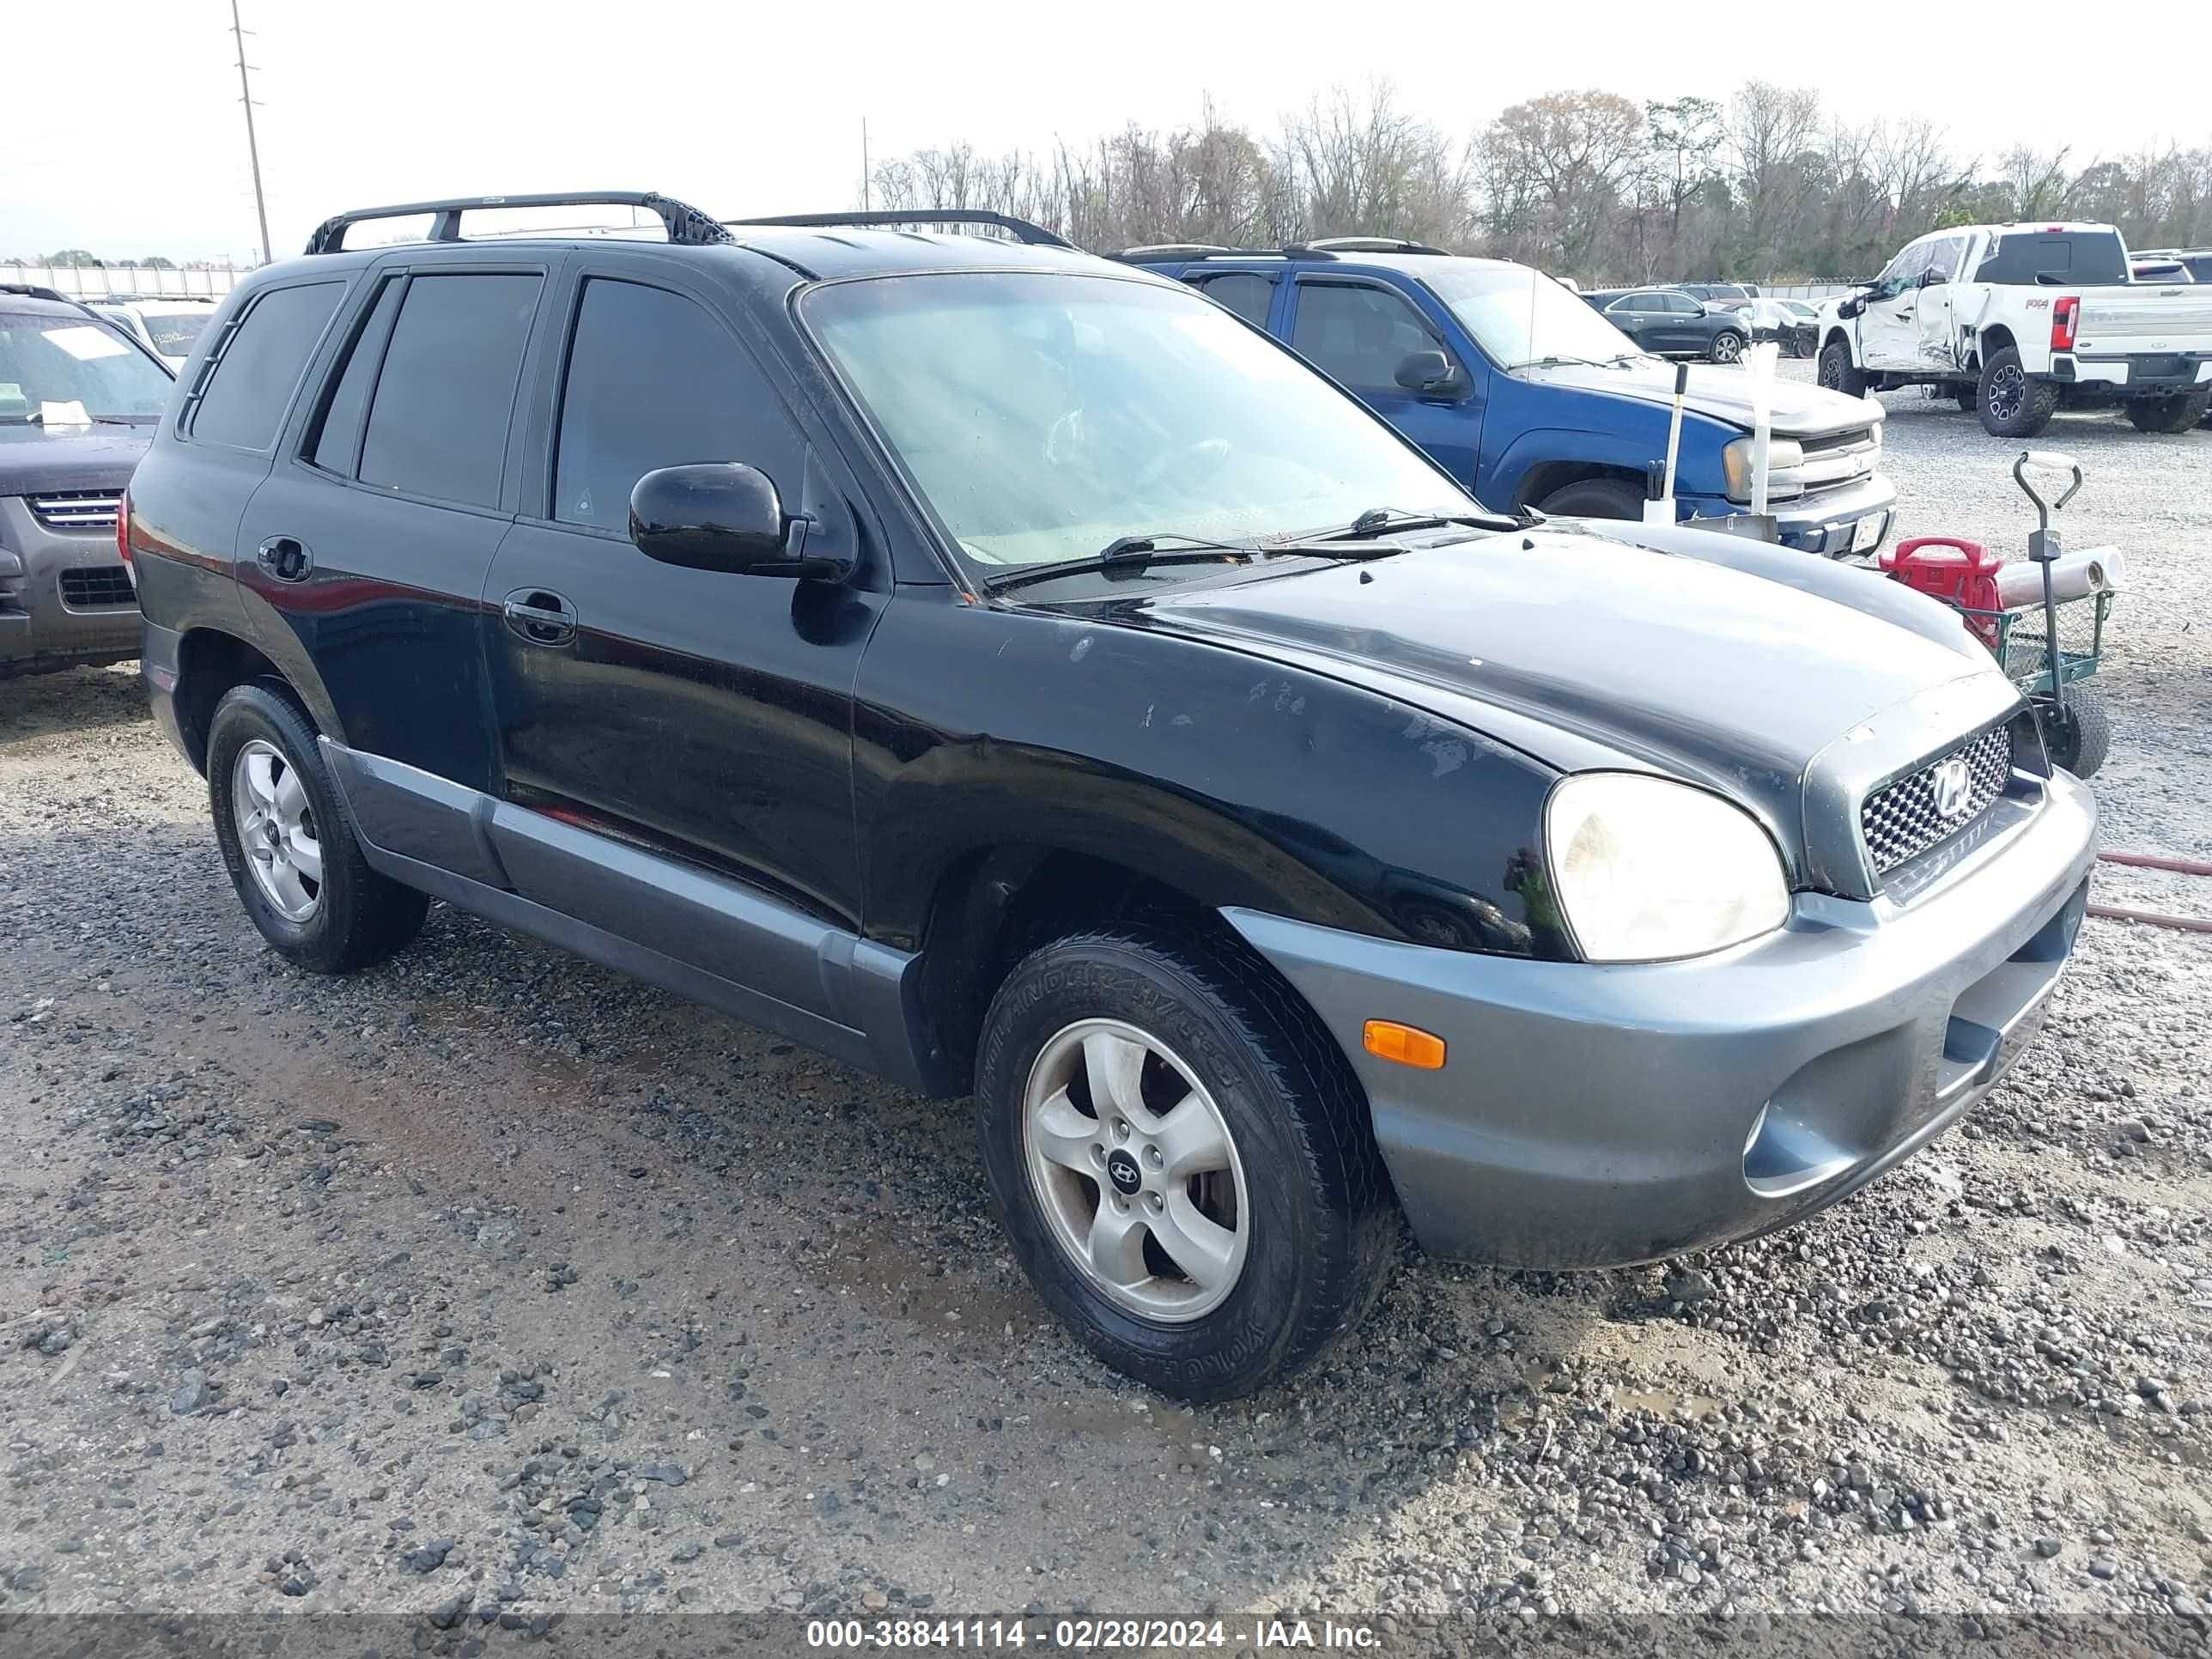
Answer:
xmin=1482 ymin=391 xmax=1735 ymax=507
xmin=852 ymin=588 xmax=1568 ymax=961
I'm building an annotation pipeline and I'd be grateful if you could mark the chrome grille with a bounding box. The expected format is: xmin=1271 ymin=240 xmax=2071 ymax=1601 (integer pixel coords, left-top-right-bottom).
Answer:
xmin=58 ymin=566 xmax=137 ymax=610
xmin=1861 ymin=723 xmax=2014 ymax=877
xmin=29 ymin=490 xmax=123 ymax=532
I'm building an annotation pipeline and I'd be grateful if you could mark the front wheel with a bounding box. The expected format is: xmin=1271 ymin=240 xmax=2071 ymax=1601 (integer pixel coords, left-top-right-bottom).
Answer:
xmin=1978 ymin=347 xmax=2058 ymax=438
xmin=1536 ymin=477 xmax=1645 ymax=521
xmin=1818 ymin=338 xmax=1869 ymax=398
xmin=2125 ymin=391 xmax=2212 ymax=434
xmin=975 ymin=927 xmax=1397 ymax=1401
xmin=1709 ymin=330 xmax=1745 ymax=364
xmin=2040 ymin=686 xmax=2112 ymax=778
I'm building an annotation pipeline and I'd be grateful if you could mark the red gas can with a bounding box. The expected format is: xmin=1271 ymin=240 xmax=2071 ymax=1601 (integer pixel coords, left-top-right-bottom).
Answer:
xmin=1881 ymin=537 xmax=2004 ymax=649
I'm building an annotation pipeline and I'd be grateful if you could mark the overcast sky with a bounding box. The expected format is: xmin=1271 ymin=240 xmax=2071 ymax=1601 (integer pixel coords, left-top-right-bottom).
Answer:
xmin=5 ymin=0 xmax=2208 ymax=265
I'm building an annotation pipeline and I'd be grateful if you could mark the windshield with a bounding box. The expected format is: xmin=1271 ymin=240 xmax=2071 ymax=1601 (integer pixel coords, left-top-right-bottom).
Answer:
xmin=1418 ymin=263 xmax=1643 ymax=369
xmin=0 ymin=311 xmax=173 ymax=422
xmin=143 ymin=310 xmax=213 ymax=358
xmin=803 ymin=272 xmax=1470 ymax=571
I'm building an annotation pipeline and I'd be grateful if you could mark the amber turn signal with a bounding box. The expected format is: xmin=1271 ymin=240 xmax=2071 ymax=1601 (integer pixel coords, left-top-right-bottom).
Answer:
xmin=1363 ymin=1019 xmax=1446 ymax=1069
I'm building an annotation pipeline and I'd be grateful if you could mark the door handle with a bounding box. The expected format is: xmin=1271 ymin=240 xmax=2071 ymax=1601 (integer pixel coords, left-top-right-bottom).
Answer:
xmin=502 ymin=588 xmax=577 ymax=647
xmin=255 ymin=536 xmax=313 ymax=583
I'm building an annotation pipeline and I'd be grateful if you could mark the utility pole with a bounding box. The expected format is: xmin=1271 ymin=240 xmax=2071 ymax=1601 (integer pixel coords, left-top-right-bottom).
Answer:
xmin=228 ymin=0 xmax=272 ymax=265
xmin=861 ymin=118 xmax=872 ymax=210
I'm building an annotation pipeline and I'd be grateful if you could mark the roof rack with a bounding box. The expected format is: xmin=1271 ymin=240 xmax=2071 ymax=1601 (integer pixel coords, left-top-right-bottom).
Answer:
xmin=1111 ymin=246 xmax=1318 ymax=264
xmin=0 ymin=282 xmax=72 ymax=303
xmin=303 ymin=191 xmax=732 ymax=255
xmin=726 ymin=210 xmax=1074 ymax=250
xmin=1299 ymin=236 xmax=1450 ymax=256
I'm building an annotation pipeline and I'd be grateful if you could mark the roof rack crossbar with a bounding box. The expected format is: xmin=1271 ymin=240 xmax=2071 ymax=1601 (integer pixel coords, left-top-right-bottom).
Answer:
xmin=1300 ymin=236 xmax=1449 ymax=256
xmin=727 ymin=210 xmax=1074 ymax=250
xmin=304 ymin=191 xmax=732 ymax=255
xmin=1110 ymin=246 xmax=1334 ymax=264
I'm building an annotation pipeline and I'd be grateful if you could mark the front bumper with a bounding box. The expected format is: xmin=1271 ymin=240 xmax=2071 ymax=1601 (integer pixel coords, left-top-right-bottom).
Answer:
xmin=1685 ymin=471 xmax=1896 ymax=557
xmin=0 ymin=496 xmax=141 ymax=672
xmin=1224 ymin=768 xmax=2096 ymax=1268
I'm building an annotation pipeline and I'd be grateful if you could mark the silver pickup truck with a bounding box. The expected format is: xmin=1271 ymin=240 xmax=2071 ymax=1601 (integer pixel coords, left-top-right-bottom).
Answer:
xmin=1815 ymin=222 xmax=2212 ymax=437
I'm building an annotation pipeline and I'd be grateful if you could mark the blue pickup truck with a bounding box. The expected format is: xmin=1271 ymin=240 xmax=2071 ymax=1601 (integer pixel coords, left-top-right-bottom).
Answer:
xmin=1120 ymin=240 xmax=1896 ymax=557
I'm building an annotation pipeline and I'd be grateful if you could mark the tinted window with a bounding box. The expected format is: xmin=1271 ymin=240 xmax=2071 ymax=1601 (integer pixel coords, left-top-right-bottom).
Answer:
xmin=1974 ymin=231 xmax=2128 ymax=286
xmin=308 ymin=276 xmax=404 ymax=475
xmin=1664 ymin=293 xmax=1700 ymax=314
xmin=359 ymin=273 xmax=541 ymax=508
xmin=1191 ymin=274 xmax=1273 ymax=328
xmin=190 ymin=282 xmax=343 ymax=448
xmin=2185 ymin=255 xmax=2212 ymax=283
xmin=1291 ymin=284 xmax=1446 ymax=392
xmin=554 ymin=279 xmax=795 ymax=532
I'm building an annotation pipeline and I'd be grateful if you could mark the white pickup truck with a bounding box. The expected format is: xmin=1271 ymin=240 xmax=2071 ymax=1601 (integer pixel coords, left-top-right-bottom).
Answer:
xmin=1816 ymin=222 xmax=2212 ymax=437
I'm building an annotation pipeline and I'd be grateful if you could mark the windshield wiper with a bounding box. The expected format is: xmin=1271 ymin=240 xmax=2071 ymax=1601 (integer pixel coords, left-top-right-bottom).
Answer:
xmin=985 ymin=532 xmax=1255 ymax=592
xmin=0 ymin=411 xmax=146 ymax=428
xmin=1328 ymin=506 xmax=1521 ymax=541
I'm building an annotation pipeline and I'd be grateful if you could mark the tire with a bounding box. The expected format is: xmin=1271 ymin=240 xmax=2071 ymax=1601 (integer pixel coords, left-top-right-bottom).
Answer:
xmin=207 ymin=682 xmax=429 ymax=974
xmin=2124 ymin=391 xmax=2212 ymax=434
xmin=975 ymin=926 xmax=1398 ymax=1401
xmin=1978 ymin=347 xmax=2058 ymax=438
xmin=1536 ymin=477 xmax=1645 ymax=521
xmin=1709 ymin=330 xmax=1746 ymax=364
xmin=2040 ymin=686 xmax=2112 ymax=779
xmin=1818 ymin=337 xmax=1869 ymax=398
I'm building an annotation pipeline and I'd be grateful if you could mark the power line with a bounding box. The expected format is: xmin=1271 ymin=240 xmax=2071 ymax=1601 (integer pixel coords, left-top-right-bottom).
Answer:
xmin=228 ymin=0 xmax=272 ymax=265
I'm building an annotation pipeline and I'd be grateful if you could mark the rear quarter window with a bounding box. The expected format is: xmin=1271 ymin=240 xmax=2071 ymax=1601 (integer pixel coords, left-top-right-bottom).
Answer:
xmin=187 ymin=282 xmax=346 ymax=449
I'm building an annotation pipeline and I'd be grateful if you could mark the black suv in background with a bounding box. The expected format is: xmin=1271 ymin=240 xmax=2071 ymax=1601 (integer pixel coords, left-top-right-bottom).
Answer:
xmin=2 ymin=285 xmax=173 ymax=676
xmin=1579 ymin=287 xmax=1750 ymax=362
xmin=127 ymin=193 xmax=2094 ymax=1400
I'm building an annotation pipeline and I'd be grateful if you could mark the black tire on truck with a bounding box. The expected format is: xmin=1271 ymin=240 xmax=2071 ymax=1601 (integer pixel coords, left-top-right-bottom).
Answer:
xmin=2041 ymin=685 xmax=2112 ymax=779
xmin=1818 ymin=337 xmax=1869 ymax=398
xmin=974 ymin=926 xmax=1399 ymax=1401
xmin=206 ymin=682 xmax=430 ymax=974
xmin=1978 ymin=346 xmax=2059 ymax=438
xmin=1536 ymin=477 xmax=1645 ymax=520
xmin=2124 ymin=390 xmax=2212 ymax=434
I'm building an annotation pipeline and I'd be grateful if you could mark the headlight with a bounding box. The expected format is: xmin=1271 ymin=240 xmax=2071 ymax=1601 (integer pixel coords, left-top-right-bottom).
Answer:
xmin=1722 ymin=436 xmax=1804 ymax=503
xmin=1544 ymin=774 xmax=1790 ymax=963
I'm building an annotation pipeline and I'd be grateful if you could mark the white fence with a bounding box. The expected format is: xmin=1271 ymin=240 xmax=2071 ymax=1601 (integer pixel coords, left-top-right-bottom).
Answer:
xmin=3 ymin=262 xmax=246 ymax=300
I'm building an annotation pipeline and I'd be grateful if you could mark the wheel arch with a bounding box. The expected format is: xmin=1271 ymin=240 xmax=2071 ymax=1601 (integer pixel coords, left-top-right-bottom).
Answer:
xmin=170 ymin=627 xmax=319 ymax=775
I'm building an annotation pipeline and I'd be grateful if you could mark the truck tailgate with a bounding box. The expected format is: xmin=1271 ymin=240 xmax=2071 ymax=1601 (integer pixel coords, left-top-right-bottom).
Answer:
xmin=2075 ymin=290 xmax=2212 ymax=351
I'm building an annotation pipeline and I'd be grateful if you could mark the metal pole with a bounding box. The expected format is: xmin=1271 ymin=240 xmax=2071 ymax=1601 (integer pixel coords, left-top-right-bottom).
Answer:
xmin=861 ymin=118 xmax=871 ymax=210
xmin=228 ymin=0 xmax=272 ymax=265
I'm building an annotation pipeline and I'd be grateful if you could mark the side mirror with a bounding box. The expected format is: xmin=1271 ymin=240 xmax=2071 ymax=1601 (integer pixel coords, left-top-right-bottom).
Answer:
xmin=629 ymin=463 xmax=844 ymax=580
xmin=1838 ymin=294 xmax=1866 ymax=319
xmin=1395 ymin=349 xmax=1468 ymax=397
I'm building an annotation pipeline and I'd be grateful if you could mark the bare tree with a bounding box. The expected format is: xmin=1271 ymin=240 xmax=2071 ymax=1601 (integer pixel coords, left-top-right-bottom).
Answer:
xmin=1474 ymin=91 xmax=1645 ymax=270
xmin=2000 ymin=145 xmax=2075 ymax=221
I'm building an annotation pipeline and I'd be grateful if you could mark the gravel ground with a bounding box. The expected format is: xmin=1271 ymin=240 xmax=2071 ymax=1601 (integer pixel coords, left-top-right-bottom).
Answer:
xmin=3 ymin=386 xmax=2209 ymax=1651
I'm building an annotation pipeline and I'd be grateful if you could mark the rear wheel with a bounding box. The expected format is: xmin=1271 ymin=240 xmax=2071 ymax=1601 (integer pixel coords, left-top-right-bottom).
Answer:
xmin=975 ymin=927 xmax=1397 ymax=1401
xmin=1978 ymin=347 xmax=2058 ymax=438
xmin=207 ymin=683 xmax=428 ymax=974
xmin=1818 ymin=338 xmax=1869 ymax=398
xmin=2124 ymin=391 xmax=2212 ymax=434
xmin=1536 ymin=477 xmax=1645 ymax=521
xmin=2041 ymin=686 xmax=2112 ymax=778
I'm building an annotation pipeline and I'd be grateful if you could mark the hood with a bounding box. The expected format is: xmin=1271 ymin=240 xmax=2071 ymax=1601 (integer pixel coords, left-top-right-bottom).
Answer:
xmin=1114 ymin=529 xmax=2008 ymax=880
xmin=1520 ymin=360 xmax=1880 ymax=440
xmin=0 ymin=422 xmax=155 ymax=495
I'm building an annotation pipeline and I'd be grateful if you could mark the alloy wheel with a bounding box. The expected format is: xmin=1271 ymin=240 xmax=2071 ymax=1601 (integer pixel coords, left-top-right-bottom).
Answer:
xmin=1021 ymin=1018 xmax=1250 ymax=1322
xmin=1988 ymin=365 xmax=2025 ymax=423
xmin=231 ymin=738 xmax=323 ymax=922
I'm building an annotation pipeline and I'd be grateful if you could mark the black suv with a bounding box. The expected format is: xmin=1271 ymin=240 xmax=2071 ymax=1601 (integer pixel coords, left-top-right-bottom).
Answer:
xmin=1579 ymin=287 xmax=1750 ymax=362
xmin=2 ymin=285 xmax=174 ymax=676
xmin=128 ymin=193 xmax=2094 ymax=1400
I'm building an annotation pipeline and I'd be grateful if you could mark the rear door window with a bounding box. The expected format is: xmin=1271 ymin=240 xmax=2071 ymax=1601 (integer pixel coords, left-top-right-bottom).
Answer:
xmin=187 ymin=282 xmax=345 ymax=450
xmin=358 ymin=272 xmax=543 ymax=509
xmin=551 ymin=276 xmax=799 ymax=532
xmin=1975 ymin=231 xmax=2128 ymax=286
xmin=307 ymin=276 xmax=405 ymax=476
xmin=1189 ymin=273 xmax=1274 ymax=329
